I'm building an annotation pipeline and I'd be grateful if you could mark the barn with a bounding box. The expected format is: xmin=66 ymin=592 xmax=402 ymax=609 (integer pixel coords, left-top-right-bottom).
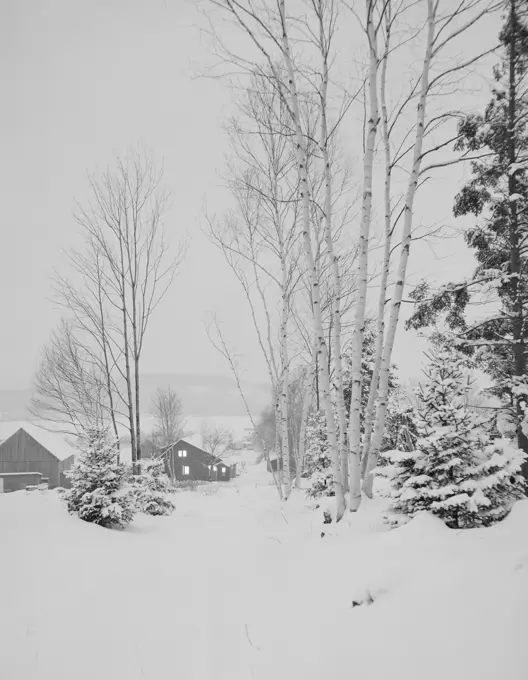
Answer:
xmin=0 ymin=422 xmax=76 ymax=491
xmin=162 ymin=438 xmax=236 ymax=482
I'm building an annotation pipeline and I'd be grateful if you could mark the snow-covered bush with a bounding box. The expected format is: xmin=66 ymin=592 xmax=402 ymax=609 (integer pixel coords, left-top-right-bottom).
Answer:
xmin=133 ymin=457 xmax=175 ymax=516
xmin=376 ymin=347 xmax=526 ymax=528
xmin=65 ymin=426 xmax=136 ymax=529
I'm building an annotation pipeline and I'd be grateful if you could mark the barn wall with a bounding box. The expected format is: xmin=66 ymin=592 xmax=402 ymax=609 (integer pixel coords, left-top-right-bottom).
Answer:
xmin=0 ymin=430 xmax=61 ymax=486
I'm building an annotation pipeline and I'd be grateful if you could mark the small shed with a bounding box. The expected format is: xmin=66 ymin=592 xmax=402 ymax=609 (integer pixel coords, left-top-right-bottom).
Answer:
xmin=0 ymin=422 xmax=75 ymax=491
xmin=0 ymin=472 xmax=43 ymax=493
xmin=162 ymin=438 xmax=236 ymax=482
xmin=267 ymin=456 xmax=296 ymax=475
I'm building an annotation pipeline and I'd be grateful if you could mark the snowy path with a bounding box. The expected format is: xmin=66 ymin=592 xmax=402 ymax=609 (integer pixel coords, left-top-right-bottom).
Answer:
xmin=1 ymin=473 xmax=528 ymax=680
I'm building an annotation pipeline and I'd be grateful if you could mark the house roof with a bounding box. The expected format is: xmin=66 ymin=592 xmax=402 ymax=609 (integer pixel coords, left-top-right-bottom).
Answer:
xmin=168 ymin=437 xmax=208 ymax=454
xmin=0 ymin=421 xmax=76 ymax=462
xmin=164 ymin=438 xmax=233 ymax=468
xmin=181 ymin=433 xmax=205 ymax=449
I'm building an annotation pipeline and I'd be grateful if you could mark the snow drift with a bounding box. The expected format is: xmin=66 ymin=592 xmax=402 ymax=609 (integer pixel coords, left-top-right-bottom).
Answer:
xmin=0 ymin=463 xmax=527 ymax=680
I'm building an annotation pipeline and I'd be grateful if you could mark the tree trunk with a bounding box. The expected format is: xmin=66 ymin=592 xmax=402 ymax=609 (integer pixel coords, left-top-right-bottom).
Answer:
xmin=364 ymin=0 xmax=435 ymax=497
xmin=315 ymin=353 xmax=320 ymax=410
xmin=274 ymin=387 xmax=284 ymax=489
xmin=119 ymin=264 xmax=136 ymax=470
xmin=507 ymin=0 xmax=528 ymax=482
xmin=319 ymin=25 xmax=349 ymax=498
xmin=279 ymin=0 xmax=346 ymax=519
xmin=362 ymin=1 xmax=392 ymax=474
xmin=280 ymin=262 xmax=291 ymax=499
xmin=349 ymin=0 xmax=379 ymax=510
xmin=134 ymin=355 xmax=141 ymax=464
xmin=96 ymin=277 xmax=120 ymax=459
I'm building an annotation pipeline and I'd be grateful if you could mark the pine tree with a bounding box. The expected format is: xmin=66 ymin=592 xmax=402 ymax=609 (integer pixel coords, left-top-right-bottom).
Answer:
xmin=376 ymin=346 xmax=526 ymax=528
xmin=407 ymin=0 xmax=528 ymax=482
xmin=342 ymin=319 xmax=398 ymax=439
xmin=383 ymin=387 xmax=419 ymax=453
xmin=303 ymin=325 xmax=407 ymax=499
xmin=134 ymin=457 xmax=175 ymax=516
xmin=65 ymin=426 xmax=136 ymax=529
xmin=302 ymin=411 xmax=334 ymax=498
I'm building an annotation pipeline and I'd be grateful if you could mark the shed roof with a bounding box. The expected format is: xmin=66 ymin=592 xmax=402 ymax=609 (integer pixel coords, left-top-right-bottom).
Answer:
xmin=0 ymin=421 xmax=76 ymax=462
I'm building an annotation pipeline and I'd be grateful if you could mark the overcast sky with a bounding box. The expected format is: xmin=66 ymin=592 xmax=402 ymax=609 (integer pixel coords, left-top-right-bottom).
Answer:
xmin=1 ymin=0 xmax=495 ymax=391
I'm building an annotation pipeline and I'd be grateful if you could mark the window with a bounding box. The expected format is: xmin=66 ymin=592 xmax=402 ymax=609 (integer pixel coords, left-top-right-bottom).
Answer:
xmin=222 ymin=468 xmax=227 ymax=475
xmin=182 ymin=465 xmax=190 ymax=476
xmin=178 ymin=450 xmax=188 ymax=458
xmin=213 ymin=466 xmax=217 ymax=472
xmin=207 ymin=465 xmax=211 ymax=470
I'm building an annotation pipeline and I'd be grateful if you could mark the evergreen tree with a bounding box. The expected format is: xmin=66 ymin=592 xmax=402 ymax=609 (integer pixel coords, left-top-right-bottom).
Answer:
xmin=376 ymin=346 xmax=526 ymax=528
xmin=65 ymin=426 xmax=136 ymax=529
xmin=407 ymin=0 xmax=528 ymax=481
xmin=134 ymin=457 xmax=175 ymax=516
xmin=342 ymin=319 xmax=398 ymax=435
xmin=302 ymin=411 xmax=334 ymax=498
xmin=303 ymin=323 xmax=408 ymax=498
xmin=382 ymin=383 xmax=420 ymax=453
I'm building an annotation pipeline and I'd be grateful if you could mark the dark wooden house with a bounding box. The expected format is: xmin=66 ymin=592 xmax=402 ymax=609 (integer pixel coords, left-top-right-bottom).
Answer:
xmin=162 ymin=438 xmax=237 ymax=482
xmin=0 ymin=423 xmax=75 ymax=491
xmin=267 ymin=455 xmax=297 ymax=474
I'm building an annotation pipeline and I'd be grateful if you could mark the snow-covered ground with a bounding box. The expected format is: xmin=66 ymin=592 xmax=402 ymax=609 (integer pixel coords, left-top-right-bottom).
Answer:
xmin=1 ymin=464 xmax=527 ymax=680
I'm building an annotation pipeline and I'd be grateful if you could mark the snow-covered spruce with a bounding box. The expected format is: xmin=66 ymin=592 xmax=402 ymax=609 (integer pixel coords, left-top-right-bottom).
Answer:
xmin=65 ymin=426 xmax=136 ymax=529
xmin=133 ymin=457 xmax=175 ymax=516
xmin=303 ymin=338 xmax=415 ymax=501
xmin=303 ymin=411 xmax=334 ymax=499
xmin=376 ymin=347 xmax=526 ymax=528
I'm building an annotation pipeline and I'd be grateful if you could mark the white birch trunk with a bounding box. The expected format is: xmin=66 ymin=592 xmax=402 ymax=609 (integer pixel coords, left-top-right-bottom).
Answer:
xmin=280 ymin=261 xmax=291 ymax=499
xmin=361 ymin=1 xmax=392 ymax=474
xmin=348 ymin=0 xmax=379 ymax=511
xmin=318 ymin=8 xmax=349 ymax=497
xmin=279 ymin=0 xmax=346 ymax=520
xmin=363 ymin=0 xmax=436 ymax=497
xmin=274 ymin=388 xmax=284 ymax=489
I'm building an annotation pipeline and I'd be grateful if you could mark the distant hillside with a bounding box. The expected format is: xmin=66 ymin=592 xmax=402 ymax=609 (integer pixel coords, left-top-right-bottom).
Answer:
xmin=139 ymin=373 xmax=271 ymax=417
xmin=0 ymin=374 xmax=271 ymax=422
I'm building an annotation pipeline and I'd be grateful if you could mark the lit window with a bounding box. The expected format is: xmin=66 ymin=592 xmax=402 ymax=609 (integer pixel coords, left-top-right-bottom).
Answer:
xmin=222 ymin=468 xmax=226 ymax=475
xmin=177 ymin=450 xmax=183 ymax=457
xmin=213 ymin=466 xmax=217 ymax=471
xmin=182 ymin=465 xmax=190 ymax=475
xmin=182 ymin=450 xmax=187 ymax=458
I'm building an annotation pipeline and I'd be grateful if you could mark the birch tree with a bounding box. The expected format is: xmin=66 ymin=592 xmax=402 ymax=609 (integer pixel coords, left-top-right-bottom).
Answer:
xmin=362 ymin=0 xmax=499 ymax=496
xmin=203 ymin=0 xmax=353 ymax=518
xmin=344 ymin=0 xmax=381 ymax=510
xmin=207 ymin=71 xmax=302 ymax=498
